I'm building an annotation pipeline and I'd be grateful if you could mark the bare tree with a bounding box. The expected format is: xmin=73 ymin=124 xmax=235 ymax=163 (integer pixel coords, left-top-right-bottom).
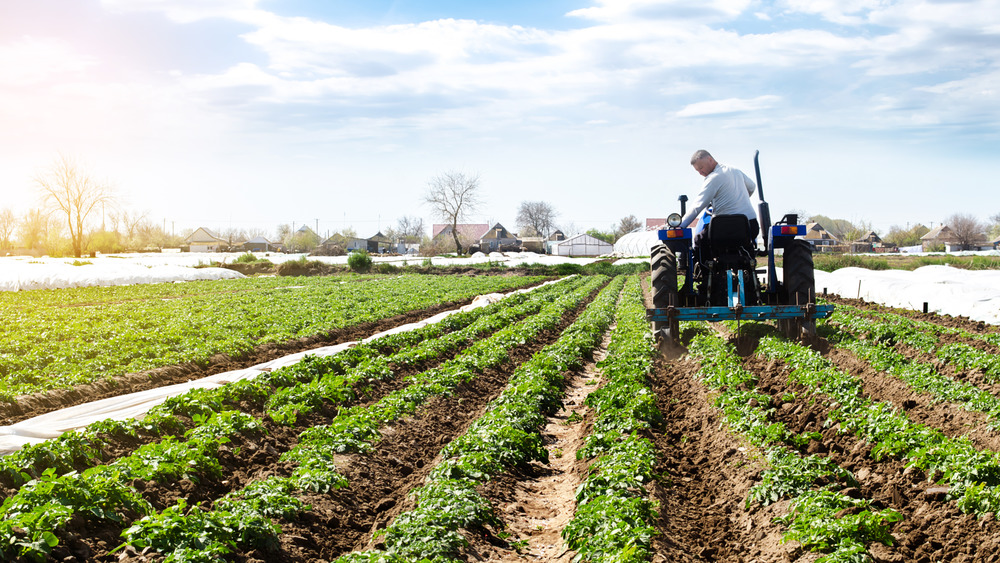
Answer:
xmin=945 ymin=213 xmax=986 ymax=250
xmin=276 ymin=224 xmax=292 ymax=246
xmin=246 ymin=227 xmax=271 ymax=240
xmin=111 ymin=209 xmax=149 ymax=241
xmin=839 ymin=220 xmax=876 ymax=251
xmin=221 ymin=227 xmax=247 ymax=247
xmin=396 ymin=215 xmax=426 ymax=243
xmin=515 ymin=201 xmax=557 ymax=238
xmin=614 ymin=215 xmax=642 ymax=241
xmin=18 ymin=209 xmax=50 ymax=251
xmin=0 ymin=208 xmax=15 ymax=250
xmin=424 ymin=171 xmax=482 ymax=255
xmin=989 ymin=213 xmax=1000 ymax=239
xmin=883 ymin=224 xmax=929 ymax=248
xmin=34 ymin=154 xmax=114 ymax=258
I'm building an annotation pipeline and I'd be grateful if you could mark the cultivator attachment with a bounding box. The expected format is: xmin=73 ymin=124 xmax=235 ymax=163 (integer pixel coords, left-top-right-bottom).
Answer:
xmin=647 ymin=302 xmax=835 ymax=350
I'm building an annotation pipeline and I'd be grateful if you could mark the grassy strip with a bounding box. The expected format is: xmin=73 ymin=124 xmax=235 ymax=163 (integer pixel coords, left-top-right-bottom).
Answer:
xmin=334 ymin=275 xmax=626 ymax=562
xmin=562 ymin=275 xmax=661 ymax=562
xmin=757 ymin=336 xmax=1000 ymax=517
xmin=810 ymin=254 xmax=1000 ymax=272
xmin=688 ymin=332 xmax=901 ymax=562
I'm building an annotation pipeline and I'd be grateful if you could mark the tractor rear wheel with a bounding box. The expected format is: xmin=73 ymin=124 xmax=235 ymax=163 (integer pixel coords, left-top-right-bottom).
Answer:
xmin=780 ymin=239 xmax=816 ymax=340
xmin=651 ymin=243 xmax=680 ymax=352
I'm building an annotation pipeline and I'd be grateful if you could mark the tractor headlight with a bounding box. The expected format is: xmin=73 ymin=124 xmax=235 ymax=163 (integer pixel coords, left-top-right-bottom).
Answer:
xmin=667 ymin=213 xmax=682 ymax=228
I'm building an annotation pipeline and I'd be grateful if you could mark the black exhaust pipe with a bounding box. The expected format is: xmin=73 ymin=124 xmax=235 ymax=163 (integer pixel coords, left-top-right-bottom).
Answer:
xmin=754 ymin=150 xmax=771 ymax=248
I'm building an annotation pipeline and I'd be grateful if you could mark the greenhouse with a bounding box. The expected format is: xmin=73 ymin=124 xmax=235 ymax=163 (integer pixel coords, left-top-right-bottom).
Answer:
xmin=612 ymin=228 xmax=662 ymax=257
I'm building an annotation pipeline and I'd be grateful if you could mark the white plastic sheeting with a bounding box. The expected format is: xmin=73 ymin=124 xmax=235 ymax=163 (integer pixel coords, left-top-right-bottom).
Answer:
xmin=552 ymin=234 xmax=613 ymax=257
xmin=612 ymin=229 xmax=661 ymax=257
xmin=0 ymin=278 xmax=570 ymax=456
xmin=0 ymin=257 xmax=244 ymax=291
xmin=816 ymin=266 xmax=1000 ymax=325
xmin=0 ymin=252 xmax=612 ymax=291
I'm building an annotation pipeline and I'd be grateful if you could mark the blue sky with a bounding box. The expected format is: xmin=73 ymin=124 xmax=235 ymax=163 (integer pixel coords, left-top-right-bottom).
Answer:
xmin=1 ymin=0 xmax=998 ymax=239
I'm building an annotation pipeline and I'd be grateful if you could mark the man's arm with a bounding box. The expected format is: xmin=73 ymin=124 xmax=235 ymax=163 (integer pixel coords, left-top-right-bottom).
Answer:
xmin=680 ymin=182 xmax=714 ymax=227
xmin=740 ymin=169 xmax=757 ymax=198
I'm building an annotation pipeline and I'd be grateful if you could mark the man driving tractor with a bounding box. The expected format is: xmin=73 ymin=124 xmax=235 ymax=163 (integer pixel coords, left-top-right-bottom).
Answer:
xmin=684 ymin=149 xmax=760 ymax=244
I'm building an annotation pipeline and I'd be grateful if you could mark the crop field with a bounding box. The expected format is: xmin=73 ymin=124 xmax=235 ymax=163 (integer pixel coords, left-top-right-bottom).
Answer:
xmin=0 ymin=273 xmax=547 ymax=421
xmin=2 ymin=272 xmax=1000 ymax=562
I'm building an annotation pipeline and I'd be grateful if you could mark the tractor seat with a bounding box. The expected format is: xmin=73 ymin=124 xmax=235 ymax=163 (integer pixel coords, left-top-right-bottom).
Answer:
xmin=708 ymin=214 xmax=755 ymax=255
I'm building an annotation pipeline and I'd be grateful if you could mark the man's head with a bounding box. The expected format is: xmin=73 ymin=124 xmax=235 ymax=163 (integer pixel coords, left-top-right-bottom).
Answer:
xmin=690 ymin=149 xmax=717 ymax=177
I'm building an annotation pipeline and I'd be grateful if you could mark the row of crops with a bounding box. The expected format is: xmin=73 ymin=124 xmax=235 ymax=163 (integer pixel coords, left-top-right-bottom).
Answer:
xmin=0 ymin=274 xmax=547 ymax=399
xmin=4 ymin=269 xmax=1000 ymax=562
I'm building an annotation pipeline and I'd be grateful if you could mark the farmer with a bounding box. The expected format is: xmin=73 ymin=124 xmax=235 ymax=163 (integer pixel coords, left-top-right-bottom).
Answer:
xmin=683 ymin=149 xmax=760 ymax=243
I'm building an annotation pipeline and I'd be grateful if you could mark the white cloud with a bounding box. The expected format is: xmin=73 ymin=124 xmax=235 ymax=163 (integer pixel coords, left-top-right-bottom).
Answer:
xmin=0 ymin=37 xmax=98 ymax=87
xmin=4 ymin=0 xmax=1000 ymax=232
xmin=568 ymin=0 xmax=753 ymax=23
xmin=676 ymin=95 xmax=782 ymax=117
xmin=100 ymin=0 xmax=260 ymax=23
xmin=778 ymin=0 xmax=888 ymax=25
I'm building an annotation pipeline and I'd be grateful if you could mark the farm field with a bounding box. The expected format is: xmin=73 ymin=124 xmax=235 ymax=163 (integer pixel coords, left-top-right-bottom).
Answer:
xmin=0 ymin=273 xmax=548 ymax=423
xmin=1 ymin=272 xmax=1000 ymax=562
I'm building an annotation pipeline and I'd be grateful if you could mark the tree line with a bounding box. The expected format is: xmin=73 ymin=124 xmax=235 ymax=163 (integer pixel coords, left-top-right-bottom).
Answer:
xmin=13 ymin=158 xmax=992 ymax=259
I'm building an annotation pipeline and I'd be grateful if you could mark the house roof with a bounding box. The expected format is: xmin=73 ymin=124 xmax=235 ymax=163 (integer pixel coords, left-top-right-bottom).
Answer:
xmin=432 ymin=223 xmax=490 ymax=240
xmin=921 ymin=225 xmax=957 ymax=241
xmin=245 ymin=236 xmax=271 ymax=244
xmin=803 ymin=222 xmax=838 ymax=241
xmin=482 ymin=223 xmax=514 ymax=239
xmin=185 ymin=227 xmax=227 ymax=244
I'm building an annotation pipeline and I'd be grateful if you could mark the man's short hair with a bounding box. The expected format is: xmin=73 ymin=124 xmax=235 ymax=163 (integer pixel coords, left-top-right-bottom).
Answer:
xmin=690 ymin=149 xmax=713 ymax=164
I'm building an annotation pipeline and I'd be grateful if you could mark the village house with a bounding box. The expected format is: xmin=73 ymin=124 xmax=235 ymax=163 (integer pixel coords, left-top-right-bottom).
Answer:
xmin=185 ymin=227 xmax=229 ymax=252
xmin=432 ymin=223 xmax=490 ymax=251
xmin=920 ymin=225 xmax=960 ymax=252
xmin=478 ymin=223 xmax=518 ymax=252
xmin=802 ymin=222 xmax=840 ymax=252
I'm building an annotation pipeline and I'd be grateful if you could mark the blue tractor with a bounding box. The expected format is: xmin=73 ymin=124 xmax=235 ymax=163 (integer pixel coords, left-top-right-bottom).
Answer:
xmin=646 ymin=151 xmax=834 ymax=354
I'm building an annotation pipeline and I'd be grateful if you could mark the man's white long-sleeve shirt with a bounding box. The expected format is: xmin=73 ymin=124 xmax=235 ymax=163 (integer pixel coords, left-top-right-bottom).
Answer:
xmin=681 ymin=163 xmax=757 ymax=228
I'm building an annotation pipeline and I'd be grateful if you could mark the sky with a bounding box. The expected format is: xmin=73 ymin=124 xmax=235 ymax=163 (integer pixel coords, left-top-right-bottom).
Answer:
xmin=1 ymin=0 xmax=998 ymax=239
